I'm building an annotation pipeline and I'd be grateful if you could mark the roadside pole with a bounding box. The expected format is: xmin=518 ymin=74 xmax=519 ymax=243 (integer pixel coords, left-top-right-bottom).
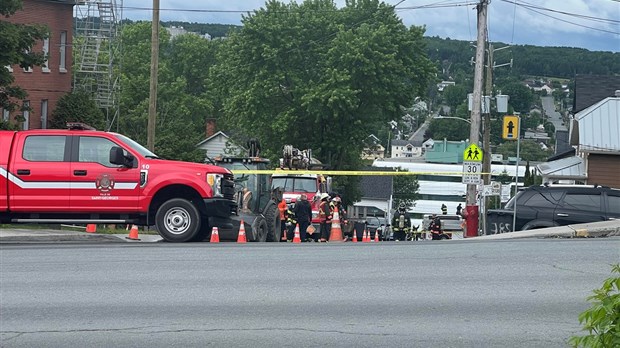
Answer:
xmin=502 ymin=115 xmax=521 ymax=232
xmin=465 ymin=0 xmax=488 ymax=237
xmin=513 ymin=121 xmax=521 ymax=232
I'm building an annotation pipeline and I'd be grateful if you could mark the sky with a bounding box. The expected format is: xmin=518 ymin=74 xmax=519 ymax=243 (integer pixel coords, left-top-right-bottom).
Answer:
xmin=118 ymin=0 xmax=620 ymax=53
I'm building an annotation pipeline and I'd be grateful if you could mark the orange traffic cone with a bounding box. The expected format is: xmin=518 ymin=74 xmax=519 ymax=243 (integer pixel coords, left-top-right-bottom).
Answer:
xmin=374 ymin=229 xmax=380 ymax=242
xmin=86 ymin=224 xmax=96 ymax=233
xmin=362 ymin=228 xmax=369 ymax=243
xmin=210 ymin=226 xmax=220 ymax=243
xmin=352 ymin=229 xmax=358 ymax=243
xmin=126 ymin=224 xmax=140 ymax=240
xmin=237 ymin=220 xmax=247 ymax=243
xmin=328 ymin=207 xmax=344 ymax=242
xmin=292 ymin=224 xmax=301 ymax=243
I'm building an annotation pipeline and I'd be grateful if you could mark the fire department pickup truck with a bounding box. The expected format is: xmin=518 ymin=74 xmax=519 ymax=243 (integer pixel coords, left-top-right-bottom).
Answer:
xmin=0 ymin=123 xmax=236 ymax=242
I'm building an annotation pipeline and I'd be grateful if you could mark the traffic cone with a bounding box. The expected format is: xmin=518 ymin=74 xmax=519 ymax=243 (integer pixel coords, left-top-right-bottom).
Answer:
xmin=237 ymin=220 xmax=247 ymax=243
xmin=352 ymin=229 xmax=358 ymax=243
xmin=86 ymin=224 xmax=96 ymax=233
xmin=328 ymin=207 xmax=344 ymax=242
xmin=363 ymin=228 xmax=369 ymax=243
xmin=374 ymin=229 xmax=380 ymax=243
xmin=292 ymin=224 xmax=301 ymax=243
xmin=126 ymin=224 xmax=140 ymax=240
xmin=210 ymin=226 xmax=220 ymax=243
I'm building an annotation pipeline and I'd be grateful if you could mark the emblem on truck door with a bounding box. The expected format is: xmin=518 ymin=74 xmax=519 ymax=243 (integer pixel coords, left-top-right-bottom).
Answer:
xmin=96 ymin=174 xmax=115 ymax=193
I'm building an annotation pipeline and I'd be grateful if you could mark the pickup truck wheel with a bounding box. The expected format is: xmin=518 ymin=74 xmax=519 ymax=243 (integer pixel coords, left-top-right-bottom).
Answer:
xmin=252 ymin=217 xmax=268 ymax=242
xmin=156 ymin=198 xmax=201 ymax=243
xmin=265 ymin=203 xmax=281 ymax=242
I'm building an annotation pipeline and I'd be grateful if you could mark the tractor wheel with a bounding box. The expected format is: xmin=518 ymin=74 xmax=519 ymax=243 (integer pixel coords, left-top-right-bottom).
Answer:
xmin=251 ymin=216 xmax=268 ymax=242
xmin=265 ymin=203 xmax=281 ymax=242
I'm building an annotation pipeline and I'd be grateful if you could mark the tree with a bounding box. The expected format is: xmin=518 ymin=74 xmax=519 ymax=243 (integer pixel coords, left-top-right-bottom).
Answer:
xmin=392 ymin=170 xmax=420 ymax=211
xmin=442 ymin=85 xmax=467 ymax=115
xmin=50 ymin=91 xmax=105 ymax=129
xmin=118 ymin=22 xmax=207 ymax=162
xmin=0 ymin=0 xmax=49 ymax=129
xmin=500 ymin=81 xmax=535 ymax=114
xmin=210 ymin=0 xmax=435 ymax=168
xmin=496 ymin=139 xmax=551 ymax=162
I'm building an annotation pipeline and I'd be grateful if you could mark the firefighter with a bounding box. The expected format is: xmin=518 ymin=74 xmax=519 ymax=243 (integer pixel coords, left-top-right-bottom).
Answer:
xmin=391 ymin=203 xmax=411 ymax=242
xmin=294 ymin=194 xmax=312 ymax=242
xmin=318 ymin=193 xmax=332 ymax=242
xmin=441 ymin=203 xmax=448 ymax=215
xmin=278 ymin=198 xmax=288 ymax=242
xmin=285 ymin=203 xmax=297 ymax=241
xmin=430 ymin=213 xmax=450 ymax=240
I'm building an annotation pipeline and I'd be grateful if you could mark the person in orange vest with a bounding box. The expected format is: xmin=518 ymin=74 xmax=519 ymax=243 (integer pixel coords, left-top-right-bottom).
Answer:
xmin=278 ymin=198 xmax=288 ymax=242
xmin=318 ymin=193 xmax=332 ymax=242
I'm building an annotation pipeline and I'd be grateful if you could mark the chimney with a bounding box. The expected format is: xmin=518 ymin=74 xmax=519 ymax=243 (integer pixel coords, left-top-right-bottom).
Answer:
xmin=205 ymin=118 xmax=216 ymax=138
xmin=615 ymin=90 xmax=620 ymax=97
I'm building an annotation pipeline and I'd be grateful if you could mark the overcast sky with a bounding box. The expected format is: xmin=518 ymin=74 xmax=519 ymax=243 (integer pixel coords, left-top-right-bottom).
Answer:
xmin=119 ymin=0 xmax=620 ymax=52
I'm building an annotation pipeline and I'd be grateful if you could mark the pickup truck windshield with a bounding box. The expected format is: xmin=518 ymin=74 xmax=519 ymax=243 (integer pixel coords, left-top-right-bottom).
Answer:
xmin=113 ymin=133 xmax=159 ymax=158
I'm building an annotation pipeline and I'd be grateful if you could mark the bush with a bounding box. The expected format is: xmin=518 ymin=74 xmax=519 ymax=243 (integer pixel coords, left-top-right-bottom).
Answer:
xmin=569 ymin=264 xmax=620 ymax=347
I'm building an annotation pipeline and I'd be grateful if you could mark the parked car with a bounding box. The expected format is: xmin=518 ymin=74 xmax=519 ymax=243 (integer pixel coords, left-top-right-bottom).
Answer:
xmin=486 ymin=185 xmax=620 ymax=233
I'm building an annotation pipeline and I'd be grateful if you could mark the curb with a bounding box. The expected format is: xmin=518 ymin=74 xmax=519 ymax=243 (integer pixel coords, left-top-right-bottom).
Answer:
xmin=469 ymin=220 xmax=620 ymax=240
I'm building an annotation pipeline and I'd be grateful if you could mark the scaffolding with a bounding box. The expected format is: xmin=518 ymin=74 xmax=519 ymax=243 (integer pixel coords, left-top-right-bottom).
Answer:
xmin=73 ymin=0 xmax=122 ymax=131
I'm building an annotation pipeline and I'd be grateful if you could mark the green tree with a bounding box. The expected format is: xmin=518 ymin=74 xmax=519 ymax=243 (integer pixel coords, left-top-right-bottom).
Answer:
xmin=50 ymin=91 xmax=105 ymax=129
xmin=427 ymin=118 xmax=469 ymax=141
xmin=496 ymin=139 xmax=551 ymax=162
xmin=500 ymin=82 xmax=535 ymax=114
xmin=118 ymin=22 xmax=206 ymax=162
xmin=392 ymin=170 xmax=420 ymax=210
xmin=442 ymin=84 xmax=467 ymax=115
xmin=0 ymin=0 xmax=49 ymax=129
xmin=210 ymin=0 xmax=435 ymax=168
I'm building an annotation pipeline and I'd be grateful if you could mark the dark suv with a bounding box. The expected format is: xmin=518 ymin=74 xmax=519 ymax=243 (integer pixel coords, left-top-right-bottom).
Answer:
xmin=486 ymin=185 xmax=620 ymax=234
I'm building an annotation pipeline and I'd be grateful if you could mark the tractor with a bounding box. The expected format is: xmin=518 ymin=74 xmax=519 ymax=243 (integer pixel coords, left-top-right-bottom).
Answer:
xmin=213 ymin=150 xmax=282 ymax=242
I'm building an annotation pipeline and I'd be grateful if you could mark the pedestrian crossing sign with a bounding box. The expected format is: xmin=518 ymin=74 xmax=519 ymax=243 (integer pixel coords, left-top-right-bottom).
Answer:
xmin=463 ymin=143 xmax=483 ymax=162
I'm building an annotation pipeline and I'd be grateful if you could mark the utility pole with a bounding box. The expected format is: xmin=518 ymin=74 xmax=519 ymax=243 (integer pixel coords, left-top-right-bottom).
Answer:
xmin=147 ymin=0 xmax=160 ymax=151
xmin=464 ymin=0 xmax=488 ymax=237
xmin=482 ymin=43 xmax=511 ymax=234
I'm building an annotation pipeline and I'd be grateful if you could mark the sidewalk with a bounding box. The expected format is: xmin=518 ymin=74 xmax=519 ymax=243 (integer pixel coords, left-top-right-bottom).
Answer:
xmin=470 ymin=220 xmax=620 ymax=240
xmin=0 ymin=228 xmax=163 ymax=243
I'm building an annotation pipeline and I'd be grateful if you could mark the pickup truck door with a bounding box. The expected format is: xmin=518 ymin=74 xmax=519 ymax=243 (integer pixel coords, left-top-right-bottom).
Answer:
xmin=70 ymin=135 xmax=140 ymax=212
xmin=7 ymin=133 xmax=72 ymax=211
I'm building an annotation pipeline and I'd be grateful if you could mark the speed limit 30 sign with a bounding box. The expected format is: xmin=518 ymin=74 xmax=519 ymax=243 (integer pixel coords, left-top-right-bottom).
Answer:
xmin=462 ymin=161 xmax=482 ymax=185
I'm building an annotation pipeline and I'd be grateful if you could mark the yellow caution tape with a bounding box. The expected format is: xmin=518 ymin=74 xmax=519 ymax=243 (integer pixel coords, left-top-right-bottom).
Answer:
xmin=231 ymin=170 xmax=491 ymax=176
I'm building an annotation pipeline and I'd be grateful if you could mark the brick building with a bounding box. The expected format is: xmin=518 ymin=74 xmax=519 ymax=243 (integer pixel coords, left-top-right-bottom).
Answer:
xmin=2 ymin=0 xmax=74 ymax=129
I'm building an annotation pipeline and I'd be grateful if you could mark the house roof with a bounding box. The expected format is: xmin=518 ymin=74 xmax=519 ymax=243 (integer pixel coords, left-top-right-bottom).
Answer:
xmin=536 ymin=156 xmax=586 ymax=180
xmin=196 ymin=131 xmax=229 ymax=147
xmin=359 ymin=175 xmax=393 ymax=200
xmin=571 ymin=97 xmax=620 ymax=153
xmin=573 ymin=75 xmax=620 ymax=113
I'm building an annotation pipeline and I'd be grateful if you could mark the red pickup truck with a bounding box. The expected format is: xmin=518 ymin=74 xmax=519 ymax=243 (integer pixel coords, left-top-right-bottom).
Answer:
xmin=0 ymin=123 xmax=237 ymax=242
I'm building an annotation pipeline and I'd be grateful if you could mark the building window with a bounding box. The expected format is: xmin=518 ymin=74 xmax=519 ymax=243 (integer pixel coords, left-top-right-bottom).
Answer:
xmin=41 ymin=99 xmax=48 ymax=129
xmin=59 ymin=31 xmax=67 ymax=72
xmin=23 ymin=50 xmax=32 ymax=73
xmin=22 ymin=101 xmax=30 ymax=130
xmin=42 ymin=38 xmax=50 ymax=72
xmin=2 ymin=108 xmax=9 ymax=122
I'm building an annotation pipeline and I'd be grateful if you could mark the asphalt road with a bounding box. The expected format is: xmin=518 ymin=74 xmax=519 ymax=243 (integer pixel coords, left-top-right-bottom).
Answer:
xmin=541 ymin=96 xmax=566 ymax=132
xmin=1 ymin=239 xmax=618 ymax=347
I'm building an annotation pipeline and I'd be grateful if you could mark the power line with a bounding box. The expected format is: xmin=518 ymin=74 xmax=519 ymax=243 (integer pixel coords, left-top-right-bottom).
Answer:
xmin=500 ymin=0 xmax=620 ymax=35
